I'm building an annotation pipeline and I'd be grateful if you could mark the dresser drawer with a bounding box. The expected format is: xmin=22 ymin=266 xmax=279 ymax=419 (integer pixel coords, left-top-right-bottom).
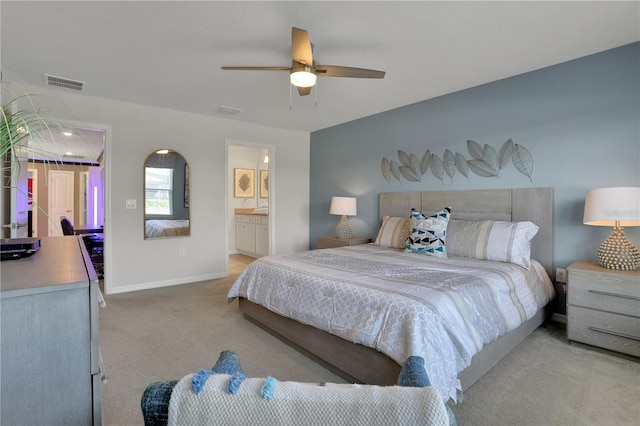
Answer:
xmin=236 ymin=214 xmax=257 ymax=224
xmin=568 ymin=271 xmax=640 ymax=317
xmin=568 ymin=305 xmax=640 ymax=357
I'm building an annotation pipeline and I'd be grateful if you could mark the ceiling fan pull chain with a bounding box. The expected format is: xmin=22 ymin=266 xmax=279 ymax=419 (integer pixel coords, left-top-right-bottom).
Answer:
xmin=289 ymin=84 xmax=293 ymax=110
xmin=315 ymin=81 xmax=318 ymax=107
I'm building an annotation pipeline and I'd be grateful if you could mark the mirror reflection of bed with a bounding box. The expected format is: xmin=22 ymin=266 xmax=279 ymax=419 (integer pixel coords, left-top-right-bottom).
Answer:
xmin=144 ymin=149 xmax=190 ymax=239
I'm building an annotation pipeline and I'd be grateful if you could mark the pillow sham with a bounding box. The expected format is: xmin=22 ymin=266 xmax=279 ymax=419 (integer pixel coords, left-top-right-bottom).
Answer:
xmin=446 ymin=219 xmax=539 ymax=269
xmin=374 ymin=216 xmax=411 ymax=249
xmin=405 ymin=207 xmax=451 ymax=258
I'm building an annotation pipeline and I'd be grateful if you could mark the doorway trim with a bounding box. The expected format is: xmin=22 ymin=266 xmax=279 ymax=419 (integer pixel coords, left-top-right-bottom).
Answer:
xmin=55 ymin=118 xmax=112 ymax=293
xmin=225 ymin=139 xmax=275 ymax=273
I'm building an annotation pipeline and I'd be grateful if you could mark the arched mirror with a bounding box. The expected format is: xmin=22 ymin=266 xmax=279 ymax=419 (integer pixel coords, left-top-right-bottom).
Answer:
xmin=144 ymin=149 xmax=190 ymax=239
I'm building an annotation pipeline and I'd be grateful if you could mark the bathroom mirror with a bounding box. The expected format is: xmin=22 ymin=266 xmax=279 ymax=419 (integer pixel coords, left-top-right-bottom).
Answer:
xmin=144 ymin=149 xmax=190 ymax=239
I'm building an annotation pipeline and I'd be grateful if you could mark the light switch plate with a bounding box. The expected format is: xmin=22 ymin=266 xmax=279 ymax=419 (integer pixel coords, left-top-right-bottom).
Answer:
xmin=125 ymin=199 xmax=137 ymax=209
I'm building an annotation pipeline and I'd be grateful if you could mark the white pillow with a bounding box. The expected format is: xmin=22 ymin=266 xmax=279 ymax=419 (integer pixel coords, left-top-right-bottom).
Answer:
xmin=446 ymin=219 xmax=539 ymax=269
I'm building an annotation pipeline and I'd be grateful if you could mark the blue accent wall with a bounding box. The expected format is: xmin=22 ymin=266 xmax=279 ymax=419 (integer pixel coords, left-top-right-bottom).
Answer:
xmin=310 ymin=43 xmax=639 ymax=278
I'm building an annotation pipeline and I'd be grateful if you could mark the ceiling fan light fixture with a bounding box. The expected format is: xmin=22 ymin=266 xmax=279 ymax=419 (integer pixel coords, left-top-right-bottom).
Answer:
xmin=290 ymin=65 xmax=317 ymax=88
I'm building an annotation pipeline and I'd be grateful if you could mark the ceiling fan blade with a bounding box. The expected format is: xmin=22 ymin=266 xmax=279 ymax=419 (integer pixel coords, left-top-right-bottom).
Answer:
xmin=316 ymin=65 xmax=385 ymax=79
xmin=291 ymin=27 xmax=313 ymax=65
xmin=297 ymin=86 xmax=312 ymax=96
xmin=221 ymin=66 xmax=291 ymax=71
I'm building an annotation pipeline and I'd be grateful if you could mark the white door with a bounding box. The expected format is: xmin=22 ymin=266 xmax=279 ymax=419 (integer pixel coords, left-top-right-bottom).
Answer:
xmin=2 ymin=145 xmax=30 ymax=238
xmin=48 ymin=170 xmax=75 ymax=236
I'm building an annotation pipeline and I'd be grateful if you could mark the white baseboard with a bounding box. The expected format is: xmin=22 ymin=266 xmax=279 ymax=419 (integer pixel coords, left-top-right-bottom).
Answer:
xmin=551 ymin=313 xmax=567 ymax=324
xmin=107 ymin=271 xmax=227 ymax=294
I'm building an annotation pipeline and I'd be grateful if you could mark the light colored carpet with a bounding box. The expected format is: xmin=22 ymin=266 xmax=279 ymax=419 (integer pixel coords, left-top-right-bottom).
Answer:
xmin=100 ymin=255 xmax=640 ymax=426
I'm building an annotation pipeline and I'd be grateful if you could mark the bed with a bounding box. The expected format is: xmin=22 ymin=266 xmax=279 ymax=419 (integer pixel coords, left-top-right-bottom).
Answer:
xmin=227 ymin=188 xmax=555 ymax=402
xmin=145 ymin=219 xmax=190 ymax=238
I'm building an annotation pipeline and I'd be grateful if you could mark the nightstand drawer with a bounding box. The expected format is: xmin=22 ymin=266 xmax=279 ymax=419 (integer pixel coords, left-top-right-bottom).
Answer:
xmin=568 ymin=306 xmax=640 ymax=357
xmin=568 ymin=267 xmax=640 ymax=317
xmin=568 ymin=282 xmax=640 ymax=317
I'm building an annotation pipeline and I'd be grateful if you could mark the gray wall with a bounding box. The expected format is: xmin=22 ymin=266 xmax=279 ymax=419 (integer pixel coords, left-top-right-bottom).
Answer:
xmin=310 ymin=43 xmax=639 ymax=275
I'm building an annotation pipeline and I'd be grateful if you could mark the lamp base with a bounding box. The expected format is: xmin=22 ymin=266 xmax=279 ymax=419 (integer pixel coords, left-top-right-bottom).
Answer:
xmin=335 ymin=215 xmax=353 ymax=239
xmin=596 ymin=226 xmax=640 ymax=271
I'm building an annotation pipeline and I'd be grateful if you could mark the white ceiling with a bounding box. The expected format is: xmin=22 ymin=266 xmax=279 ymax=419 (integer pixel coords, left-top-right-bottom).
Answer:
xmin=2 ymin=1 xmax=639 ymax=143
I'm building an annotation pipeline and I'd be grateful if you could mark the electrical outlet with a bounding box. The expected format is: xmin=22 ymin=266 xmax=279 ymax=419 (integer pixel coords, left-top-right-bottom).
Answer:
xmin=125 ymin=199 xmax=137 ymax=209
xmin=179 ymin=248 xmax=186 ymax=257
xmin=556 ymin=268 xmax=567 ymax=283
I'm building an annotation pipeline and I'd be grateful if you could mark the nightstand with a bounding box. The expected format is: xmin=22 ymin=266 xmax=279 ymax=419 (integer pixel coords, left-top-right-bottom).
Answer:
xmin=567 ymin=261 xmax=640 ymax=358
xmin=317 ymin=236 xmax=371 ymax=249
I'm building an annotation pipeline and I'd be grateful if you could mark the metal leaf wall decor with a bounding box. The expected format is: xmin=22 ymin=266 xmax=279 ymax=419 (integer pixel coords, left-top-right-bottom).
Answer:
xmin=380 ymin=138 xmax=534 ymax=184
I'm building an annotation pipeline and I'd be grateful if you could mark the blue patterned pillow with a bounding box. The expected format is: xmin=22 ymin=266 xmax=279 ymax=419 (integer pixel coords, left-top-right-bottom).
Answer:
xmin=405 ymin=207 xmax=451 ymax=258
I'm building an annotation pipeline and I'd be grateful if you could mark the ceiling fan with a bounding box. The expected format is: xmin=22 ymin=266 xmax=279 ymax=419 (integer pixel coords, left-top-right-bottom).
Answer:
xmin=221 ymin=27 xmax=385 ymax=96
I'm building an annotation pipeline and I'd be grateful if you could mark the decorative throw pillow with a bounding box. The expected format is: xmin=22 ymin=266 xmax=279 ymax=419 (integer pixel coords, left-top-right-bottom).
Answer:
xmin=405 ymin=207 xmax=451 ymax=258
xmin=446 ymin=219 xmax=539 ymax=269
xmin=374 ymin=216 xmax=411 ymax=249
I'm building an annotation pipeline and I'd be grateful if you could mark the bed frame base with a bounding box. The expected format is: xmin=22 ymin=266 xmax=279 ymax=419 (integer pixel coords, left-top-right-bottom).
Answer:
xmin=240 ymin=298 xmax=401 ymax=385
xmin=239 ymin=298 xmax=552 ymax=391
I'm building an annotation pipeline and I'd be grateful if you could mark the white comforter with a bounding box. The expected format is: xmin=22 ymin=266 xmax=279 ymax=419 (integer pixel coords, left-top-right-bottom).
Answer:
xmin=145 ymin=219 xmax=190 ymax=238
xmin=227 ymin=244 xmax=554 ymax=402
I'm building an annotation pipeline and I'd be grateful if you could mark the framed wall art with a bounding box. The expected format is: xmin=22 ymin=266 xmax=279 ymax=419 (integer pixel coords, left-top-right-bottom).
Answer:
xmin=260 ymin=170 xmax=269 ymax=198
xmin=234 ymin=168 xmax=255 ymax=198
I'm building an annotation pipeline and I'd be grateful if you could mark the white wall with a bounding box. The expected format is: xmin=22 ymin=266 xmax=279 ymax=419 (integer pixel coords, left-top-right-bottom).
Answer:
xmin=10 ymin=83 xmax=310 ymax=294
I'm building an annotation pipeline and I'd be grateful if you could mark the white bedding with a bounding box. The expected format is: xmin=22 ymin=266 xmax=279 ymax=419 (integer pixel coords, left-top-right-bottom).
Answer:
xmin=145 ymin=219 xmax=190 ymax=238
xmin=227 ymin=244 xmax=554 ymax=402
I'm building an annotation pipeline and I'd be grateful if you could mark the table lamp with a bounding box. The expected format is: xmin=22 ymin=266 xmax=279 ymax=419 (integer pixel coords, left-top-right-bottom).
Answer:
xmin=330 ymin=196 xmax=357 ymax=239
xmin=583 ymin=187 xmax=640 ymax=270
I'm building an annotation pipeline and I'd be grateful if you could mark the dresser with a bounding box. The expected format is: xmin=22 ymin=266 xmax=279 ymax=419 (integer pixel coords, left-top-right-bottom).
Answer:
xmin=317 ymin=235 xmax=371 ymax=249
xmin=567 ymin=261 xmax=640 ymax=358
xmin=1 ymin=236 xmax=102 ymax=425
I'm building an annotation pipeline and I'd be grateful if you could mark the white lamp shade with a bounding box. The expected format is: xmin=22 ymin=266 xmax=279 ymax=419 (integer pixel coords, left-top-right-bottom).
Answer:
xmin=330 ymin=196 xmax=357 ymax=216
xmin=583 ymin=187 xmax=640 ymax=227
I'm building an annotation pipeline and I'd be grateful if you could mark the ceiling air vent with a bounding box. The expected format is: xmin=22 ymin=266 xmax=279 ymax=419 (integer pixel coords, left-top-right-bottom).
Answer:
xmin=214 ymin=106 xmax=244 ymax=116
xmin=44 ymin=74 xmax=85 ymax=91
xmin=63 ymin=154 xmax=85 ymax=160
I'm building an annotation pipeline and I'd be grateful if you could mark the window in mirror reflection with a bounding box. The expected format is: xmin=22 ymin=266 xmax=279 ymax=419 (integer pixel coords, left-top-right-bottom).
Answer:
xmin=145 ymin=168 xmax=173 ymax=215
xmin=144 ymin=149 xmax=190 ymax=239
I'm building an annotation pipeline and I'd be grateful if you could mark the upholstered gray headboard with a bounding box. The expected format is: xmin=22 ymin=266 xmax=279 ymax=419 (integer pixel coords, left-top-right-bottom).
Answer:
xmin=379 ymin=188 xmax=554 ymax=280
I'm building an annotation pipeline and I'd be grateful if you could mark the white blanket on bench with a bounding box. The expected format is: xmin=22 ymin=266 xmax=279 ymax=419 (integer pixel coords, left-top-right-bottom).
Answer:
xmin=168 ymin=373 xmax=449 ymax=426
